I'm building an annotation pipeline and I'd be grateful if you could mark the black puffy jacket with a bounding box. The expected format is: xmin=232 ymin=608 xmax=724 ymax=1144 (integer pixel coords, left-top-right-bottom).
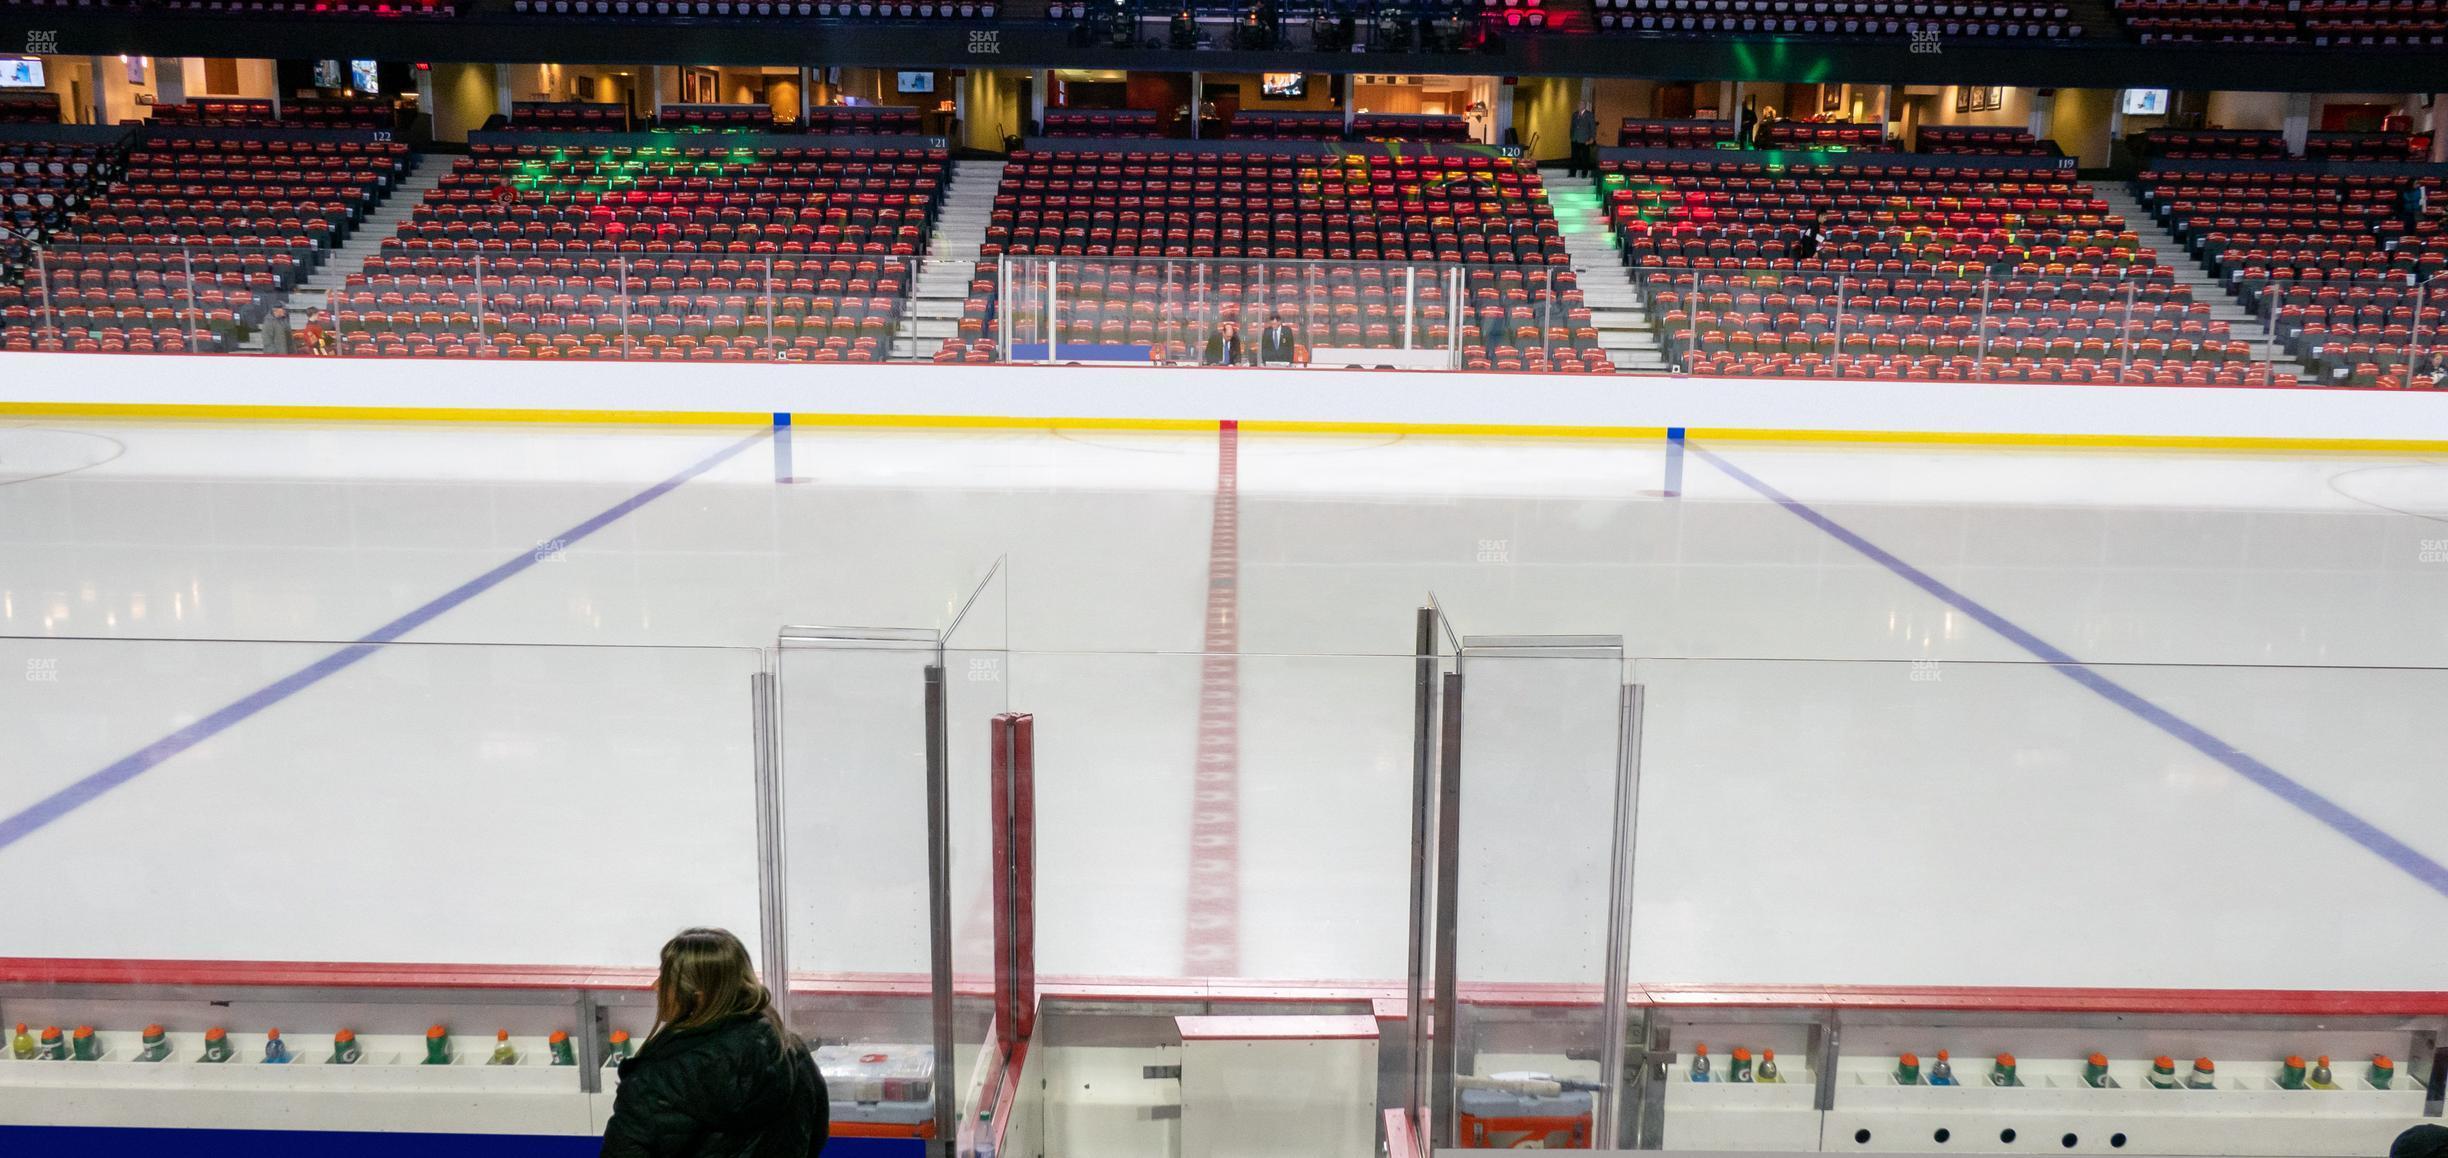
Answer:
xmin=601 ymin=1013 xmax=829 ymax=1158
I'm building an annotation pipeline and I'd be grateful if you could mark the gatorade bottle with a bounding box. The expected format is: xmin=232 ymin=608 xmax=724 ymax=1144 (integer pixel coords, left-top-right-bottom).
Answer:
xmin=424 ymin=1025 xmax=452 ymax=1066
xmin=488 ymin=1031 xmax=518 ymax=1066
xmin=1730 ymin=1047 xmax=1755 ymax=1083
xmin=200 ymin=1028 xmax=233 ymax=1064
xmin=2186 ymin=1058 xmax=2216 ymax=1089
xmin=71 ymin=1026 xmax=101 ymax=1061
xmin=1895 ymin=1053 xmax=1921 ymax=1086
xmin=1757 ymin=1050 xmax=1782 ymax=1083
xmin=36 ymin=1027 xmax=67 ymax=1061
xmin=2309 ymin=1056 xmax=2336 ymax=1090
xmin=1689 ymin=1042 xmax=1712 ymax=1082
xmin=332 ymin=1029 xmax=362 ymax=1065
xmin=10 ymin=1023 xmax=32 ymax=1060
xmin=2083 ymin=1053 xmax=2116 ymax=1088
xmin=605 ymin=1030 xmax=633 ymax=1068
xmin=138 ymin=1025 xmax=171 ymax=1063
xmin=1990 ymin=1054 xmax=2018 ymax=1087
xmin=549 ymin=1030 xmax=576 ymax=1067
xmin=2278 ymin=1056 xmax=2308 ymax=1090
xmin=2149 ymin=1056 xmax=2179 ymax=1089
xmin=2369 ymin=1056 xmax=2395 ymax=1090
xmin=1929 ymin=1051 xmax=1956 ymax=1086
xmin=262 ymin=1029 xmax=290 ymax=1064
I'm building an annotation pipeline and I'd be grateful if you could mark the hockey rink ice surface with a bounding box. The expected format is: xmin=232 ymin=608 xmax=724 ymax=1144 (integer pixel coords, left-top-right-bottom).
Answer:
xmin=4 ymin=419 xmax=2448 ymax=996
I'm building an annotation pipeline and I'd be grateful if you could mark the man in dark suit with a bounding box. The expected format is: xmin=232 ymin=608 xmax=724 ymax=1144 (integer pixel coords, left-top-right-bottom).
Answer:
xmin=1258 ymin=315 xmax=1301 ymax=365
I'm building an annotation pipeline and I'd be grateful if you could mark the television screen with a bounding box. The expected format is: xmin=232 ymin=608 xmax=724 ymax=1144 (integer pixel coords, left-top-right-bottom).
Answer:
xmin=351 ymin=60 xmax=380 ymax=94
xmin=1261 ymin=72 xmax=1306 ymax=100
xmin=897 ymin=71 xmax=935 ymax=94
xmin=0 ymin=58 xmax=43 ymax=89
xmin=2122 ymin=88 xmax=2169 ymax=116
xmin=313 ymin=59 xmax=344 ymax=89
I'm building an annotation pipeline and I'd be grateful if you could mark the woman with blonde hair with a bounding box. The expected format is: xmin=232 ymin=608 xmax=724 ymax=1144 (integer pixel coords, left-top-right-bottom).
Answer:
xmin=602 ymin=928 xmax=830 ymax=1157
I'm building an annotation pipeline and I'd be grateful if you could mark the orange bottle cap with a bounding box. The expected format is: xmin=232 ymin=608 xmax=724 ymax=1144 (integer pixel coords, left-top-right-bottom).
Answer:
xmin=1937 ymin=1050 xmax=1950 ymax=1061
xmin=2089 ymin=1053 xmax=2108 ymax=1066
xmin=1997 ymin=1053 xmax=2015 ymax=1065
xmin=1900 ymin=1052 xmax=1920 ymax=1065
xmin=1733 ymin=1047 xmax=1751 ymax=1060
xmin=72 ymin=1026 xmax=93 ymax=1038
xmin=2286 ymin=1055 xmax=2305 ymax=1067
xmin=1763 ymin=1049 xmax=1777 ymax=1060
xmin=41 ymin=1027 xmax=61 ymax=1038
xmin=2194 ymin=1057 xmax=2213 ymax=1069
xmin=1694 ymin=1042 xmax=1708 ymax=1055
xmin=2155 ymin=1056 xmax=2174 ymax=1067
xmin=205 ymin=1028 xmax=227 ymax=1041
xmin=336 ymin=1030 xmax=356 ymax=1042
xmin=549 ymin=1030 xmax=569 ymax=1043
xmin=427 ymin=1026 xmax=447 ymax=1038
xmin=496 ymin=1030 xmax=510 ymax=1041
xmin=2374 ymin=1055 xmax=2395 ymax=1068
xmin=266 ymin=1028 xmax=282 ymax=1039
xmin=12 ymin=1023 xmax=22 ymax=1033
xmin=2317 ymin=1056 xmax=2330 ymax=1066
xmin=610 ymin=1030 xmax=631 ymax=1043
xmin=143 ymin=1024 xmax=164 ymax=1036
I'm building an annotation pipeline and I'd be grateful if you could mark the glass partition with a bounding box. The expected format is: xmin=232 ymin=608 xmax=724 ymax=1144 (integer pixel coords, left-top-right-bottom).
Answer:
xmin=0 ymin=633 xmax=766 ymax=968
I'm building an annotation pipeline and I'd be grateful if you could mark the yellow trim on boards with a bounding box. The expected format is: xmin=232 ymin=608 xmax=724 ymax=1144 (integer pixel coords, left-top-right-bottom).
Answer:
xmin=6 ymin=400 xmax=2446 ymax=452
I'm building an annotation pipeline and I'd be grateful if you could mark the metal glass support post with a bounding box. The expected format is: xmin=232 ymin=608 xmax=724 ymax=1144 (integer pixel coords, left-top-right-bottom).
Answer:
xmin=475 ymin=251 xmax=488 ymax=342
xmin=619 ymin=256 xmax=632 ymax=359
xmin=764 ymin=257 xmax=777 ymax=360
xmin=924 ymin=663 xmax=955 ymax=1157
xmin=1977 ymin=278 xmax=1993 ymax=378
xmin=1832 ymin=274 xmax=1847 ymax=377
xmin=180 ymin=245 xmax=202 ymax=354
xmin=1635 ymin=1016 xmax=1671 ymax=1148
xmin=1428 ymin=669 xmax=1465 ymax=1149
xmin=1595 ymin=683 xmax=1645 ymax=1148
xmin=2118 ymin=278 xmax=2137 ymax=384
xmin=1044 ymin=259 xmax=1059 ymax=365
xmin=1404 ymin=266 xmax=1418 ymax=350
xmin=35 ymin=247 xmax=55 ymax=344
xmin=751 ymin=667 xmax=789 ymax=992
xmin=1405 ymin=607 xmax=1439 ymax=1128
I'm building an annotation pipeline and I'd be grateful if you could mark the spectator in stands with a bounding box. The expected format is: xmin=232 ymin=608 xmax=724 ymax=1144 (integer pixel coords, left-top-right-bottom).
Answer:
xmin=602 ymin=928 xmax=826 ymax=1158
xmin=1751 ymin=106 xmax=1780 ymax=150
xmin=1568 ymin=101 xmax=1599 ymax=180
xmin=1792 ymin=215 xmax=1827 ymax=262
xmin=2403 ymin=181 xmax=2430 ymax=231
xmin=1203 ymin=320 xmax=1243 ymax=366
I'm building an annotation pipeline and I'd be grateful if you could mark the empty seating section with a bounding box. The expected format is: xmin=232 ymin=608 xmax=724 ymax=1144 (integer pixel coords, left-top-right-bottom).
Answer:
xmin=3 ymin=135 xmax=406 ymax=353
xmin=1759 ymin=121 xmax=1894 ymax=151
xmin=327 ymin=141 xmax=946 ymax=361
xmin=2305 ymin=131 xmax=2425 ymax=161
xmin=146 ymin=100 xmax=283 ymax=127
xmin=513 ymin=102 xmax=631 ymax=132
xmin=1917 ymin=125 xmax=2049 ymax=156
xmin=2138 ymin=167 xmax=2446 ymax=386
xmin=2302 ymin=0 xmax=2448 ymax=40
xmin=1618 ymin=119 xmax=1737 ymax=149
xmin=1596 ymin=0 xmax=2077 ymax=37
xmin=514 ymin=0 xmax=993 ymax=14
xmin=0 ymin=95 xmax=62 ymax=126
xmin=1227 ymin=111 xmax=1346 ymax=141
xmin=0 ymin=138 xmax=120 ymax=281
xmin=1044 ymin=110 xmax=1162 ymax=139
xmin=941 ymin=147 xmax=1613 ymax=373
xmin=657 ymin=105 xmax=778 ymax=132
xmin=1603 ymin=157 xmax=2252 ymax=383
xmin=1352 ymin=114 xmax=1471 ymax=142
xmin=2115 ymin=0 xmax=2296 ymax=40
xmin=156 ymin=0 xmax=455 ymax=14
xmin=805 ymin=107 xmax=923 ymax=135
xmin=2140 ymin=129 xmax=2289 ymax=159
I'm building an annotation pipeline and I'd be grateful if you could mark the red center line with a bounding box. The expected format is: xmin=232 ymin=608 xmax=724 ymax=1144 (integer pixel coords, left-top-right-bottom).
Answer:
xmin=1184 ymin=419 xmax=1242 ymax=976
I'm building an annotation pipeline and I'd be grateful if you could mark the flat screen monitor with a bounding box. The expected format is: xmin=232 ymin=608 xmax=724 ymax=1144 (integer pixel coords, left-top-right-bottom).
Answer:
xmin=351 ymin=60 xmax=380 ymax=94
xmin=897 ymin=71 xmax=935 ymax=94
xmin=0 ymin=59 xmax=43 ymax=89
xmin=1261 ymin=72 xmax=1306 ymax=100
xmin=2122 ymin=88 xmax=2169 ymax=116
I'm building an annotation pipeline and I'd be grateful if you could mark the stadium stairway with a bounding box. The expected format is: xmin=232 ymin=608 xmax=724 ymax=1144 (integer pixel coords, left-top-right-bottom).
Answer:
xmin=1544 ymin=173 xmax=1672 ymax=373
xmin=267 ymin=153 xmax=456 ymax=346
xmin=2091 ymin=178 xmax=2317 ymax=384
xmin=895 ymin=158 xmax=1003 ymax=361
